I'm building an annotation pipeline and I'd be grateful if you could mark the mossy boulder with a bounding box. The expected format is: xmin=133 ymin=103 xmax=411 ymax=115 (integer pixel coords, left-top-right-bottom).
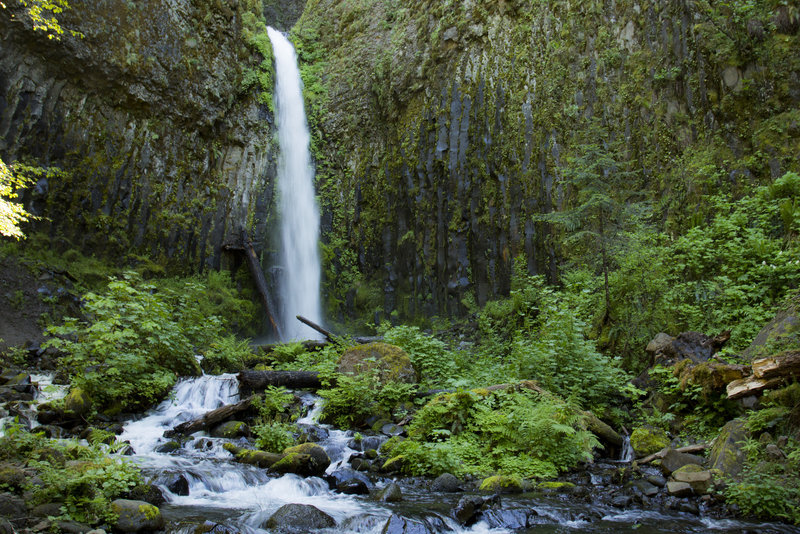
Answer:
xmin=64 ymin=387 xmax=92 ymax=415
xmin=630 ymin=426 xmax=670 ymax=458
xmin=743 ymin=301 xmax=799 ymax=360
xmin=380 ymin=455 xmax=406 ymax=473
xmin=678 ymin=361 xmax=747 ymax=399
xmin=377 ymin=482 xmax=402 ymax=502
xmin=223 ymin=443 xmax=282 ymax=468
xmin=110 ymin=499 xmax=165 ymax=532
xmin=337 ymin=342 xmax=417 ymax=383
xmin=708 ymin=419 xmax=748 ymax=477
xmin=211 ymin=421 xmax=248 ymax=439
xmin=478 ymin=475 xmax=523 ymax=494
xmin=270 ymin=443 xmax=330 ymax=476
xmin=537 ymin=481 xmax=575 ymax=492
xmin=671 ymin=464 xmax=713 ymax=494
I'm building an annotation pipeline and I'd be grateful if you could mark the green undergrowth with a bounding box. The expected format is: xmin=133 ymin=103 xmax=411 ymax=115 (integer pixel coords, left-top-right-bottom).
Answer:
xmin=0 ymin=423 xmax=141 ymax=525
xmin=382 ymin=388 xmax=599 ymax=479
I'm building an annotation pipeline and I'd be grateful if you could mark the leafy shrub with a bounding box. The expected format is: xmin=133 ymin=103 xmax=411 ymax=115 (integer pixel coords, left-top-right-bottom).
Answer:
xmin=45 ymin=273 xmax=207 ymax=412
xmin=379 ymin=324 xmax=457 ymax=387
xmin=0 ymin=424 xmax=141 ymax=525
xmin=390 ymin=389 xmax=598 ymax=479
xmin=252 ymin=386 xmax=295 ymax=420
xmin=253 ymin=421 xmax=296 ymax=453
xmin=201 ymin=335 xmax=254 ymax=375
xmin=318 ymin=372 xmax=419 ymax=428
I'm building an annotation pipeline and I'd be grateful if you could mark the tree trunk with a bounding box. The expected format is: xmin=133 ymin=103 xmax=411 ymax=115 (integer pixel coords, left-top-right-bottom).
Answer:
xmin=752 ymin=350 xmax=800 ymax=380
xmin=240 ymin=232 xmax=283 ymax=339
xmin=171 ymin=397 xmax=254 ymax=435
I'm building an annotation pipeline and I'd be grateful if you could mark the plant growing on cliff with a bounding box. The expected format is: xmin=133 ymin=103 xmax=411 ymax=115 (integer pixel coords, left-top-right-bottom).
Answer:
xmin=0 ymin=159 xmax=34 ymax=240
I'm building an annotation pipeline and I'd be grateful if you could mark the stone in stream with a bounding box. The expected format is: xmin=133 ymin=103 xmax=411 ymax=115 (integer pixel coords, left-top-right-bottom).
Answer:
xmin=452 ymin=494 xmax=500 ymax=526
xmin=671 ymin=465 xmax=713 ymax=494
xmin=110 ymin=499 xmax=165 ymax=532
xmin=211 ymin=420 xmax=248 ymax=439
xmin=481 ymin=508 xmax=529 ymax=529
xmin=155 ymin=440 xmax=181 ymax=453
xmin=326 ymin=469 xmax=373 ymax=495
xmin=380 ymin=514 xmax=437 ymax=534
xmin=708 ymin=419 xmax=748 ymax=477
xmin=223 ymin=443 xmax=282 ymax=468
xmin=431 ymin=473 xmax=462 ymax=492
xmin=479 ymin=475 xmax=524 ymax=493
xmin=377 ymin=482 xmax=403 ymax=502
xmin=666 ymin=481 xmax=694 ymax=497
xmin=166 ymin=473 xmax=190 ymax=496
xmin=263 ymin=503 xmax=335 ymax=532
xmin=270 ymin=443 xmax=331 ymax=477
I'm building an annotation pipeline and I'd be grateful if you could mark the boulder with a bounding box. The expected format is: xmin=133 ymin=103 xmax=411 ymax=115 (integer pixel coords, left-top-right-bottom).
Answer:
xmin=452 ymin=494 xmax=499 ymax=526
xmin=708 ymin=419 xmax=748 ymax=477
xmin=678 ymin=361 xmax=747 ymax=398
xmin=0 ymin=492 xmax=25 ymax=519
xmin=671 ymin=464 xmax=712 ymax=494
xmin=110 ymin=499 xmax=165 ymax=532
xmin=338 ymin=342 xmax=417 ymax=383
xmin=630 ymin=479 xmax=660 ymax=497
xmin=654 ymin=331 xmax=724 ymax=365
xmin=64 ymin=387 xmax=92 ymax=415
xmin=381 ymin=514 xmax=435 ymax=534
xmin=666 ymin=481 xmax=693 ymax=497
xmin=211 ymin=421 xmax=248 ymax=439
xmin=377 ymin=482 xmax=403 ymax=502
xmin=325 ymin=469 xmax=372 ymax=495
xmin=659 ymin=449 xmax=705 ymax=475
xmin=124 ymin=484 xmax=165 ymax=506
xmin=481 ymin=509 xmax=530 ymax=530
xmin=478 ymin=475 xmax=523 ymax=493
xmin=270 ymin=443 xmax=330 ymax=477
xmin=155 ymin=440 xmax=181 ymax=453
xmin=630 ymin=427 xmax=669 ymax=458
xmin=646 ymin=333 xmax=675 ymax=357
xmin=381 ymin=455 xmax=406 ymax=473
xmin=431 ymin=473 xmax=462 ymax=492
xmin=166 ymin=474 xmax=190 ymax=496
xmin=263 ymin=503 xmax=335 ymax=532
xmin=742 ymin=304 xmax=799 ymax=361
xmin=223 ymin=443 xmax=282 ymax=468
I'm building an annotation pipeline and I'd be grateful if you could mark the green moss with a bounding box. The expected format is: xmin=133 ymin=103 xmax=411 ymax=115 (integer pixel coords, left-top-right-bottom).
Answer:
xmin=138 ymin=503 xmax=160 ymax=521
xmin=630 ymin=426 xmax=670 ymax=457
xmin=479 ymin=475 xmax=524 ymax=493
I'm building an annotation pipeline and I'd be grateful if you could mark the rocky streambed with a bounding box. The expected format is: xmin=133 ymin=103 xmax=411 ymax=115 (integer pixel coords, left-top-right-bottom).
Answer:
xmin=2 ymin=370 xmax=797 ymax=534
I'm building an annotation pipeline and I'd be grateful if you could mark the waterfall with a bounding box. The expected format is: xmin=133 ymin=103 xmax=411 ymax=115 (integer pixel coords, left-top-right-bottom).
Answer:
xmin=267 ymin=26 xmax=323 ymax=341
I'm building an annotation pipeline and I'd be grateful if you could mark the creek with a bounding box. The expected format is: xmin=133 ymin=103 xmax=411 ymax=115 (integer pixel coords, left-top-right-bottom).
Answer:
xmin=115 ymin=375 xmax=798 ymax=534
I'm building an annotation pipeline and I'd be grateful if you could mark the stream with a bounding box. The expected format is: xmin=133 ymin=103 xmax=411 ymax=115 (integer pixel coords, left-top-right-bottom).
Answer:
xmin=111 ymin=375 xmax=799 ymax=533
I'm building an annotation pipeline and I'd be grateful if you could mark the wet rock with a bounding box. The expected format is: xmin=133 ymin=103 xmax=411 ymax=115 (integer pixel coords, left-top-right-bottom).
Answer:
xmin=381 ymin=423 xmax=406 ymax=437
xmin=297 ymin=424 xmax=329 ymax=443
xmin=765 ymin=443 xmax=786 ymax=461
xmin=193 ymin=521 xmax=240 ymax=533
xmin=660 ymin=449 xmax=705 ymax=475
xmin=381 ymin=514 xmax=435 ymax=534
xmin=671 ymin=465 xmax=712 ymax=494
xmin=56 ymin=520 xmax=94 ymax=533
xmin=156 ymin=440 xmax=181 ymax=453
xmin=708 ymin=419 xmax=748 ymax=477
xmin=537 ymin=481 xmax=575 ymax=493
xmin=271 ymin=443 xmax=330 ymax=477
xmin=666 ymin=481 xmax=693 ymax=497
xmin=380 ymin=455 xmax=406 ymax=473
xmin=211 ymin=421 xmax=248 ymax=439
xmin=479 ymin=475 xmax=523 ymax=493
xmin=646 ymin=474 xmax=667 ymax=487
xmin=0 ymin=465 xmax=25 ymax=492
xmin=193 ymin=438 xmax=213 ymax=450
xmin=166 ymin=474 xmax=190 ymax=496
xmin=338 ymin=342 xmax=417 ymax=384
xmin=377 ymin=482 xmax=403 ymax=502
xmin=630 ymin=479 xmax=660 ymax=497
xmin=263 ymin=503 xmax=335 ymax=532
xmin=340 ymin=514 xmax=385 ymax=532
xmin=326 ymin=469 xmax=372 ymax=495
xmin=610 ymin=494 xmax=633 ymax=508
xmin=124 ymin=483 xmax=166 ymax=506
xmin=453 ymin=494 xmax=499 ymax=526
xmin=431 ymin=473 xmax=462 ymax=492
xmin=110 ymin=499 xmax=165 ymax=532
xmin=481 ymin=509 xmax=528 ymax=529
xmin=0 ymin=492 xmax=25 ymax=518
xmin=630 ymin=426 xmax=669 ymax=457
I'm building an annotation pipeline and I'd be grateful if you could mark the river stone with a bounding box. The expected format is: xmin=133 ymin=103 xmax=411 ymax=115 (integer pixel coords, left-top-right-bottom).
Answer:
xmin=338 ymin=342 xmax=417 ymax=384
xmin=271 ymin=443 xmax=330 ymax=476
xmin=381 ymin=423 xmax=406 ymax=437
xmin=481 ymin=509 xmax=529 ymax=530
xmin=64 ymin=387 xmax=92 ymax=415
xmin=263 ymin=503 xmax=335 ymax=532
xmin=110 ymin=499 xmax=165 ymax=532
xmin=431 ymin=473 xmax=462 ymax=492
xmin=166 ymin=473 xmax=190 ymax=496
xmin=381 ymin=514 xmax=433 ymax=534
xmin=212 ymin=421 xmax=248 ymax=439
xmin=224 ymin=443 xmax=282 ymax=468
xmin=671 ymin=464 xmax=712 ymax=494
xmin=646 ymin=474 xmax=667 ymax=487
xmin=452 ymin=494 xmax=499 ymax=526
xmin=340 ymin=514 xmax=385 ymax=532
xmin=630 ymin=479 xmax=660 ymax=497
xmin=666 ymin=481 xmax=693 ymax=497
xmin=124 ymin=483 xmax=165 ymax=506
xmin=377 ymin=482 xmax=403 ymax=502
xmin=479 ymin=475 xmax=523 ymax=493
xmin=660 ymin=449 xmax=705 ymax=475
xmin=708 ymin=419 xmax=748 ymax=477
xmin=326 ymin=469 xmax=372 ymax=495
xmin=155 ymin=440 xmax=181 ymax=453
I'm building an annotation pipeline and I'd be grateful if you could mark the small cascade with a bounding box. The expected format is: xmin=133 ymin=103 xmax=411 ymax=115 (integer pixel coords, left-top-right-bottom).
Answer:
xmin=618 ymin=435 xmax=635 ymax=463
xmin=266 ymin=26 xmax=324 ymax=341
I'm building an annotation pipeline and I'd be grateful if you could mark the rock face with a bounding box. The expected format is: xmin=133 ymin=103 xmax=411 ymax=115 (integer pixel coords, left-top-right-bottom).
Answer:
xmin=708 ymin=419 xmax=748 ymax=477
xmin=337 ymin=342 xmax=417 ymax=383
xmin=0 ymin=1 xmax=278 ymax=269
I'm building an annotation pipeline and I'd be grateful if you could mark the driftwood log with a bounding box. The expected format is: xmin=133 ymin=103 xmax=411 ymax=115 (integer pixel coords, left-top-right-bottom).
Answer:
xmin=172 ymin=396 xmax=254 ymax=435
xmin=238 ymin=370 xmax=327 ymax=392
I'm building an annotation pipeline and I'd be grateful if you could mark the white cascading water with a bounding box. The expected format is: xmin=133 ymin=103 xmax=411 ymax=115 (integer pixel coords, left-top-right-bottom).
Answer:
xmin=267 ymin=26 xmax=323 ymax=341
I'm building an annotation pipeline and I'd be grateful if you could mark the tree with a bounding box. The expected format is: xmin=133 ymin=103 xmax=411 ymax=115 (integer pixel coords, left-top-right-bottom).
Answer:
xmin=536 ymin=120 xmax=640 ymax=322
xmin=0 ymin=159 xmax=34 ymax=240
xmin=1 ymin=0 xmax=77 ymax=40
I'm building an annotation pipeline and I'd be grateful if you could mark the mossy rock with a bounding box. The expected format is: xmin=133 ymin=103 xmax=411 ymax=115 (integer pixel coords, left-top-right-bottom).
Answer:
xmin=380 ymin=455 xmax=406 ymax=473
xmin=708 ymin=419 xmax=748 ymax=477
xmin=630 ymin=426 xmax=670 ymax=458
xmin=111 ymin=499 xmax=165 ymax=532
xmin=271 ymin=443 xmax=330 ymax=476
xmin=743 ymin=303 xmax=799 ymax=360
xmin=223 ymin=443 xmax=282 ymax=468
xmin=478 ymin=475 xmax=523 ymax=494
xmin=64 ymin=387 xmax=92 ymax=415
xmin=678 ymin=361 xmax=747 ymax=399
xmin=537 ymin=481 xmax=575 ymax=492
xmin=379 ymin=435 xmax=404 ymax=455
xmin=211 ymin=420 xmax=248 ymax=439
xmin=337 ymin=342 xmax=417 ymax=384
xmin=671 ymin=464 xmax=713 ymax=494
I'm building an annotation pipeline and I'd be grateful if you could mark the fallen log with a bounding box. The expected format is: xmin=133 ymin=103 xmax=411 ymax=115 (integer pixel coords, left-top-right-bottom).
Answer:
xmin=173 ymin=397 xmax=254 ymax=435
xmin=255 ymin=340 xmax=329 ymax=353
xmin=638 ymin=443 xmax=708 ymax=464
xmin=727 ymin=375 xmax=785 ymax=400
xmin=752 ymin=350 xmax=800 ymax=380
xmin=238 ymin=370 xmax=327 ymax=392
xmin=296 ymin=315 xmax=335 ymax=341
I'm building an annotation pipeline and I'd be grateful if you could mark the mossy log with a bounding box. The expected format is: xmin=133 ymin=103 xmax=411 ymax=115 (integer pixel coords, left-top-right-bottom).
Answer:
xmin=172 ymin=397 xmax=253 ymax=435
xmin=238 ymin=370 xmax=327 ymax=392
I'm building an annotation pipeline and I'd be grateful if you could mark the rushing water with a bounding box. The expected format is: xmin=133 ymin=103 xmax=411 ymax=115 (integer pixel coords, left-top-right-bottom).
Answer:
xmin=267 ymin=26 xmax=323 ymax=341
xmin=111 ymin=375 xmax=800 ymax=533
